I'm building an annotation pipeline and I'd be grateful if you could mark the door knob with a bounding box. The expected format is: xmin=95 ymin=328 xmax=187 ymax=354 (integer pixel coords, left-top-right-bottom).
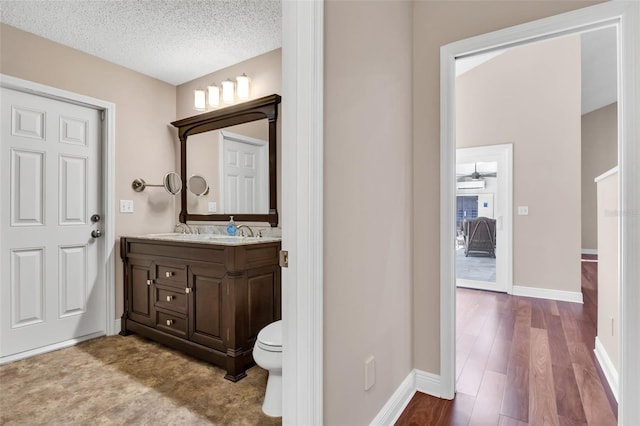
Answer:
xmin=91 ymin=229 xmax=102 ymax=238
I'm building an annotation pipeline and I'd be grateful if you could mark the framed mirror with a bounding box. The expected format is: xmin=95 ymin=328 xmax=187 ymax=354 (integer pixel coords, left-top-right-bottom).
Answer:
xmin=171 ymin=94 xmax=280 ymax=226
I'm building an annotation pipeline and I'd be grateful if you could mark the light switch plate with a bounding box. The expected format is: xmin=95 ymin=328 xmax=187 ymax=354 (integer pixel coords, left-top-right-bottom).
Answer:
xmin=517 ymin=206 xmax=529 ymax=215
xmin=120 ymin=200 xmax=134 ymax=213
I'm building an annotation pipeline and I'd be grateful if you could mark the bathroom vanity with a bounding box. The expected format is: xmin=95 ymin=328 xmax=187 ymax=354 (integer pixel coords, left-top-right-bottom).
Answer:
xmin=120 ymin=234 xmax=281 ymax=382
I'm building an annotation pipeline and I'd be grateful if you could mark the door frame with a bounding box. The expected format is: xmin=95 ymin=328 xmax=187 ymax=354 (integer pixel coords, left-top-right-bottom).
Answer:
xmin=440 ymin=2 xmax=640 ymax=424
xmin=0 ymin=74 xmax=117 ymax=355
xmin=281 ymin=1 xmax=324 ymax=425
xmin=456 ymin=144 xmax=513 ymax=293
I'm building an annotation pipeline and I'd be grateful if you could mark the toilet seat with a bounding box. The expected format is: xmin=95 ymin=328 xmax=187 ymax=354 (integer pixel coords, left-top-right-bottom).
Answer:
xmin=257 ymin=320 xmax=282 ymax=352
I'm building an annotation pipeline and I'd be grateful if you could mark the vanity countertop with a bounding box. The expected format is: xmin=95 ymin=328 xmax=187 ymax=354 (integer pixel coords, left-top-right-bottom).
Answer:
xmin=129 ymin=233 xmax=281 ymax=246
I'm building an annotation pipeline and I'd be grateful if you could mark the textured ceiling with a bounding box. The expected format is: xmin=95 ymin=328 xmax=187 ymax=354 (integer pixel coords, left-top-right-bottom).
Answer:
xmin=0 ymin=0 xmax=282 ymax=86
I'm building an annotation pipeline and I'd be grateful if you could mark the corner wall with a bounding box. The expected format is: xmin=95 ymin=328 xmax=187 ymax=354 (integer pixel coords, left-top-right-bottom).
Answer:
xmin=0 ymin=23 xmax=178 ymax=319
xmin=324 ymin=1 xmax=413 ymax=424
xmin=581 ymin=103 xmax=618 ymax=251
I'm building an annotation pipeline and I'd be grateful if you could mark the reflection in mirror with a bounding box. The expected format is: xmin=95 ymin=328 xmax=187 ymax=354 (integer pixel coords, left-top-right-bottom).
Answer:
xmin=187 ymin=175 xmax=209 ymax=196
xmin=172 ymin=94 xmax=280 ymax=226
xmin=186 ymin=119 xmax=268 ymax=214
xmin=164 ymin=172 xmax=182 ymax=195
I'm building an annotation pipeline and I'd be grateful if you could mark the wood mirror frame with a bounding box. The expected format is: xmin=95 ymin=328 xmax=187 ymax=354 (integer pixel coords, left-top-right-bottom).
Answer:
xmin=171 ymin=94 xmax=281 ymax=226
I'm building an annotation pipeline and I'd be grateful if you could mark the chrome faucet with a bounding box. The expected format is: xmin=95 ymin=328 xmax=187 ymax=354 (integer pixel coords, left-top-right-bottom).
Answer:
xmin=236 ymin=224 xmax=254 ymax=237
xmin=175 ymin=223 xmax=197 ymax=234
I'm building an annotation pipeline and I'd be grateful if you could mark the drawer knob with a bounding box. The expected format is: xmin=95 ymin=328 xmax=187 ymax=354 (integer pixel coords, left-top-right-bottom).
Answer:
xmin=185 ymin=288 xmax=191 ymax=294
xmin=165 ymin=271 xmax=174 ymax=278
xmin=166 ymin=295 xmax=172 ymax=302
xmin=166 ymin=319 xmax=174 ymax=326
xmin=146 ymin=279 xmax=152 ymax=286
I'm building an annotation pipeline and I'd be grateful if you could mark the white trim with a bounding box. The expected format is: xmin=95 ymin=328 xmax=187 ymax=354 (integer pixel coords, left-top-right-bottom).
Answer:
xmin=281 ymin=1 xmax=324 ymax=425
xmin=0 ymin=331 xmax=104 ymax=365
xmin=113 ymin=318 xmax=122 ymax=334
xmin=581 ymin=248 xmax=599 ymax=255
xmin=594 ymin=165 xmax=619 ymax=183
xmin=512 ymin=285 xmax=584 ymax=304
xmin=594 ymin=336 xmax=619 ymax=402
xmin=370 ymin=369 xmax=442 ymax=425
xmin=457 ymin=279 xmax=503 ymax=293
xmin=0 ymin=74 xmax=117 ymax=338
xmin=440 ymin=4 xmax=640 ymax=423
xmin=415 ymin=369 xmax=442 ymax=397
xmin=370 ymin=372 xmax=416 ymax=426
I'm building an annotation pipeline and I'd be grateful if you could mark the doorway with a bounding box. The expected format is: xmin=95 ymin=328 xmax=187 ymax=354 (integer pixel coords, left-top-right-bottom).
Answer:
xmin=0 ymin=75 xmax=116 ymax=363
xmin=456 ymin=144 xmax=512 ymax=293
xmin=439 ymin=3 xmax=640 ymax=424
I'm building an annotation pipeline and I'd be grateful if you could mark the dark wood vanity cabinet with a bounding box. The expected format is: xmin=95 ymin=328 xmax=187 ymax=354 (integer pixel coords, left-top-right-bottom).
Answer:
xmin=120 ymin=237 xmax=281 ymax=381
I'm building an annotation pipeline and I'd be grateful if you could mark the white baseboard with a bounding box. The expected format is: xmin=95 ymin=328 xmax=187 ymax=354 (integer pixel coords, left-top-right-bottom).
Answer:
xmin=512 ymin=285 xmax=583 ymax=304
xmin=112 ymin=318 xmax=122 ymax=335
xmin=0 ymin=331 xmax=105 ymax=365
xmin=582 ymin=248 xmax=598 ymax=255
xmin=370 ymin=369 xmax=442 ymax=425
xmin=415 ymin=369 xmax=442 ymax=397
xmin=594 ymin=337 xmax=619 ymax=402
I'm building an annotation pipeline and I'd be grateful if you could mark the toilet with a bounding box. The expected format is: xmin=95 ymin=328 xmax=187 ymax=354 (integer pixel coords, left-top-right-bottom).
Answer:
xmin=253 ymin=320 xmax=282 ymax=417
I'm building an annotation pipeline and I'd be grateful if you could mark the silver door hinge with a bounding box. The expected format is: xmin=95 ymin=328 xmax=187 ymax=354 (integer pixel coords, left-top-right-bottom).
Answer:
xmin=279 ymin=250 xmax=289 ymax=268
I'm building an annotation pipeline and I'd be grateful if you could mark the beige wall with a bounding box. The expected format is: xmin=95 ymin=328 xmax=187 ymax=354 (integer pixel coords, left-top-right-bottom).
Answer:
xmin=1 ymin=23 xmax=178 ymax=319
xmin=582 ymin=103 xmax=618 ymax=250
xmin=324 ymin=1 xmax=413 ymax=424
xmin=175 ymin=49 xmax=282 ymax=223
xmin=412 ymin=0 xmax=604 ymax=375
xmin=457 ymin=35 xmax=582 ymax=294
xmin=596 ymin=169 xmax=619 ymax=372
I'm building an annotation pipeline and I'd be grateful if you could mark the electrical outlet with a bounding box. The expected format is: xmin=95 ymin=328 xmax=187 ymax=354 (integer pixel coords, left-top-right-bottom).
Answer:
xmin=120 ymin=200 xmax=134 ymax=213
xmin=517 ymin=206 xmax=529 ymax=215
xmin=364 ymin=356 xmax=375 ymax=391
xmin=208 ymin=202 xmax=217 ymax=213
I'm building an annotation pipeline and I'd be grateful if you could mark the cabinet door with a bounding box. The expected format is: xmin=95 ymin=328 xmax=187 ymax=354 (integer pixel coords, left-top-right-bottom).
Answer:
xmin=188 ymin=264 xmax=226 ymax=352
xmin=127 ymin=258 xmax=154 ymax=326
xmin=247 ymin=264 xmax=281 ymax=343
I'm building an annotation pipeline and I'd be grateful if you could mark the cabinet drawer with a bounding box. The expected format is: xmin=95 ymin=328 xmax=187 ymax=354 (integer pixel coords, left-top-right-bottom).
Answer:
xmin=156 ymin=310 xmax=187 ymax=338
xmin=155 ymin=264 xmax=186 ymax=288
xmin=155 ymin=285 xmax=187 ymax=314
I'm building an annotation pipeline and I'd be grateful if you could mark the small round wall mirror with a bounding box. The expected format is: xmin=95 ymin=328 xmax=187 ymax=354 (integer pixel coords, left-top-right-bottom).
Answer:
xmin=163 ymin=172 xmax=182 ymax=195
xmin=187 ymin=175 xmax=209 ymax=196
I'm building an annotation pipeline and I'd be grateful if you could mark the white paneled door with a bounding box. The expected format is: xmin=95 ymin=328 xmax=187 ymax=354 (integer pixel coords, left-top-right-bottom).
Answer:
xmin=220 ymin=131 xmax=268 ymax=214
xmin=0 ymin=87 xmax=105 ymax=360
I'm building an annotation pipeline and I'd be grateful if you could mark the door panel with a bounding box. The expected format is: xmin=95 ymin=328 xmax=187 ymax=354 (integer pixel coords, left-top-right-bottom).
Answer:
xmin=220 ymin=132 xmax=268 ymax=214
xmin=1 ymin=87 xmax=104 ymax=359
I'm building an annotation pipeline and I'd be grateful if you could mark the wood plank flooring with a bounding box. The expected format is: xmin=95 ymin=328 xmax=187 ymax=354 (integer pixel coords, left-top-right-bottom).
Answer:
xmin=396 ymin=256 xmax=617 ymax=426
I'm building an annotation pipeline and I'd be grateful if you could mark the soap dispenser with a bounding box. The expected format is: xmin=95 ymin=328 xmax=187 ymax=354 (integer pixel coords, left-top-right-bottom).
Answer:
xmin=227 ymin=216 xmax=237 ymax=236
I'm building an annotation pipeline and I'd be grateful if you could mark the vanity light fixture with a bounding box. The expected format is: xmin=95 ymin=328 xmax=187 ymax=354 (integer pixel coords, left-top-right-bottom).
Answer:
xmin=207 ymin=84 xmax=220 ymax=107
xmin=221 ymin=79 xmax=235 ymax=104
xmin=236 ymin=73 xmax=250 ymax=100
xmin=193 ymin=89 xmax=206 ymax=111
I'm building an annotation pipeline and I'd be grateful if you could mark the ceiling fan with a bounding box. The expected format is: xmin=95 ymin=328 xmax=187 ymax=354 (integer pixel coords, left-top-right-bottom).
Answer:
xmin=457 ymin=163 xmax=497 ymax=181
